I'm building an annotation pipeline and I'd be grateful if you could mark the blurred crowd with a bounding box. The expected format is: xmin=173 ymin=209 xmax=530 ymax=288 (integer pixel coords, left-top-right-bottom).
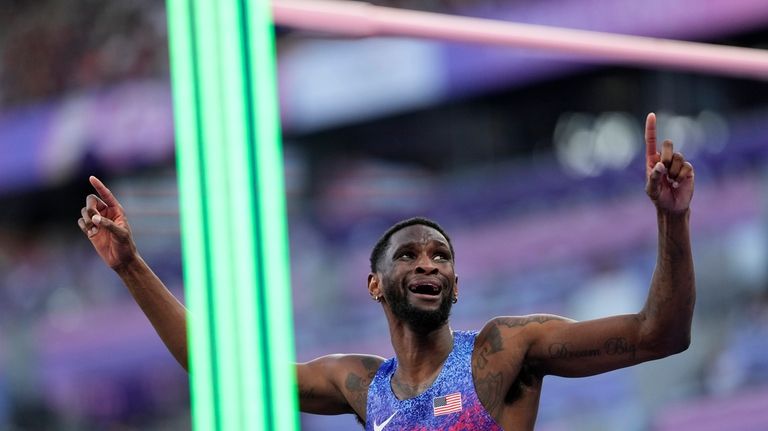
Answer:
xmin=0 ymin=0 xmax=499 ymax=110
xmin=0 ymin=0 xmax=167 ymax=109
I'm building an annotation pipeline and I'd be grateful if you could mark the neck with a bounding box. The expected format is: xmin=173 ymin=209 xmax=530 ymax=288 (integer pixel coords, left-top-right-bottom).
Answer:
xmin=386 ymin=312 xmax=454 ymax=391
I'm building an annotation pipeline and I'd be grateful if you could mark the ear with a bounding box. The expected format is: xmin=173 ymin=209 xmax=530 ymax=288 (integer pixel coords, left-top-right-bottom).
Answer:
xmin=453 ymin=274 xmax=459 ymax=302
xmin=368 ymin=273 xmax=381 ymax=299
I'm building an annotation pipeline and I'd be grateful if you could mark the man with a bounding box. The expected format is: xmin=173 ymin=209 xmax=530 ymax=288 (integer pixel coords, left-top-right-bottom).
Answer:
xmin=78 ymin=113 xmax=694 ymax=430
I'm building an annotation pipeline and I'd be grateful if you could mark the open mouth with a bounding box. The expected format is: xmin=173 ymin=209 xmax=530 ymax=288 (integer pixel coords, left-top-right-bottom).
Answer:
xmin=407 ymin=281 xmax=442 ymax=296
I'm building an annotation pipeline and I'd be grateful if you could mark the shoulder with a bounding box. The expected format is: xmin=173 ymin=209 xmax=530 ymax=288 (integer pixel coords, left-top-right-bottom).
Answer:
xmin=470 ymin=316 xmax=572 ymax=420
xmin=472 ymin=315 xmax=576 ymax=366
xmin=477 ymin=314 xmax=575 ymax=343
xmin=303 ymin=353 xmax=385 ymax=385
xmin=299 ymin=354 xmax=385 ymax=419
xmin=483 ymin=314 xmax=575 ymax=330
xmin=340 ymin=354 xmax=387 ymax=383
xmin=333 ymin=354 xmax=387 ymax=416
xmin=340 ymin=355 xmax=385 ymax=420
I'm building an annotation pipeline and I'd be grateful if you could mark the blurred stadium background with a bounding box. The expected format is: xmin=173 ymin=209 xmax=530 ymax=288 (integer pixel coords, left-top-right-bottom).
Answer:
xmin=1 ymin=0 xmax=768 ymax=429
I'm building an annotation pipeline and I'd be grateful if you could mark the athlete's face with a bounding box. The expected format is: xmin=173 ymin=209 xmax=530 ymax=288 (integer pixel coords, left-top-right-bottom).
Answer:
xmin=373 ymin=225 xmax=458 ymax=331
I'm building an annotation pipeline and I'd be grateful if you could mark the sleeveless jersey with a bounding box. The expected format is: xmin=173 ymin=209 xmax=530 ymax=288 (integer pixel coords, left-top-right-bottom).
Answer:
xmin=365 ymin=331 xmax=502 ymax=431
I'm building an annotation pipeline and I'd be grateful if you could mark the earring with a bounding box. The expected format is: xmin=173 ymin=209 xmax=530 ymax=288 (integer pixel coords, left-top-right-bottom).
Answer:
xmin=452 ymin=297 xmax=458 ymax=304
xmin=371 ymin=295 xmax=382 ymax=302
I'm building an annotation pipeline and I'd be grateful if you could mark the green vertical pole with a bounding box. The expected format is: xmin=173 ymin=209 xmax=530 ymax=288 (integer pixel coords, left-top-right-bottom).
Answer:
xmin=166 ymin=0 xmax=299 ymax=430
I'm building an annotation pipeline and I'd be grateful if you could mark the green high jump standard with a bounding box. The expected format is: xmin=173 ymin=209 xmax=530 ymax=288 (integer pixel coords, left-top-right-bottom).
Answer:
xmin=166 ymin=0 xmax=298 ymax=430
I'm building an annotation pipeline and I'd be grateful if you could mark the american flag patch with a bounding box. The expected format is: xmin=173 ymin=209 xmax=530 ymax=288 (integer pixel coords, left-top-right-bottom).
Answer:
xmin=433 ymin=392 xmax=462 ymax=416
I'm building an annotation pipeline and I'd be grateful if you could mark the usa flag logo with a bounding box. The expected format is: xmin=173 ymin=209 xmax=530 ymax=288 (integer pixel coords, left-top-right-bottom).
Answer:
xmin=433 ymin=392 xmax=462 ymax=416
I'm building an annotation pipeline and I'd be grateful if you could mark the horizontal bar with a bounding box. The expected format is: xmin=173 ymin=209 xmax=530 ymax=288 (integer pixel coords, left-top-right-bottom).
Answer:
xmin=272 ymin=0 xmax=768 ymax=80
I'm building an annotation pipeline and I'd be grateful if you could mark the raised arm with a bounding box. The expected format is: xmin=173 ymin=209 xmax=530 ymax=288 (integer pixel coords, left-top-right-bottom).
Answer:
xmin=78 ymin=176 xmax=382 ymax=418
xmin=477 ymin=113 xmax=695 ymax=380
xmin=78 ymin=176 xmax=190 ymax=369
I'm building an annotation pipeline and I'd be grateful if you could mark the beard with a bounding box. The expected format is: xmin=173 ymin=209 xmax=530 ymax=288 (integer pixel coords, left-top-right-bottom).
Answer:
xmin=383 ymin=284 xmax=454 ymax=333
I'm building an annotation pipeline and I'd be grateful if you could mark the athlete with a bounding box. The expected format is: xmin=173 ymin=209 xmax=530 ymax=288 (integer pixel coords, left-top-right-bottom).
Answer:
xmin=78 ymin=113 xmax=695 ymax=430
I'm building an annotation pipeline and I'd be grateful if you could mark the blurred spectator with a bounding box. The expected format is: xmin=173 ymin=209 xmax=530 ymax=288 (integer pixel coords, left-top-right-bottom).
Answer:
xmin=706 ymin=289 xmax=768 ymax=396
xmin=0 ymin=0 xmax=167 ymax=108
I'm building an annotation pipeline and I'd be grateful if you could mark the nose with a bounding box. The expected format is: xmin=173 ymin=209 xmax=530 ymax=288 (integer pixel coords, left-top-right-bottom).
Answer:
xmin=415 ymin=254 xmax=438 ymax=274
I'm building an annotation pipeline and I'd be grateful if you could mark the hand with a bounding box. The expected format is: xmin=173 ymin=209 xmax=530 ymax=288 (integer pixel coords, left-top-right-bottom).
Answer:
xmin=77 ymin=176 xmax=138 ymax=270
xmin=645 ymin=113 xmax=695 ymax=213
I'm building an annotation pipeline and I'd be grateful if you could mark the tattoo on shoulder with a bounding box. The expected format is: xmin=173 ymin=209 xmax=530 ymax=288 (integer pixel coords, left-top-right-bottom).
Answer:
xmin=476 ymin=324 xmax=504 ymax=370
xmin=474 ymin=316 xmax=557 ymax=374
xmin=360 ymin=356 xmax=381 ymax=374
xmin=344 ymin=357 xmax=381 ymax=415
xmin=474 ymin=370 xmax=505 ymax=419
xmin=547 ymin=337 xmax=637 ymax=361
xmin=474 ymin=320 xmax=555 ymax=421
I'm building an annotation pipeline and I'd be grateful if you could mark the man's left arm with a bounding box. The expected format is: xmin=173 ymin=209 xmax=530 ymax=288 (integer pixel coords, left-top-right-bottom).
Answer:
xmin=514 ymin=113 xmax=696 ymax=377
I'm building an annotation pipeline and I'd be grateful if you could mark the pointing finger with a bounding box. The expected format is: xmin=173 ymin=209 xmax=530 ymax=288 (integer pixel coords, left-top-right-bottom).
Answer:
xmin=645 ymin=113 xmax=657 ymax=160
xmin=89 ymin=176 xmax=121 ymax=208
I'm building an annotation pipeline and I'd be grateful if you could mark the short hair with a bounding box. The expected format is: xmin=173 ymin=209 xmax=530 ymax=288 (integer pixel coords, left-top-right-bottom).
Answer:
xmin=369 ymin=217 xmax=454 ymax=273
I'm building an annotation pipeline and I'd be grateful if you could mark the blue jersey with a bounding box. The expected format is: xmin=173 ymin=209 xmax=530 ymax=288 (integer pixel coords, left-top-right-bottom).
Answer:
xmin=365 ymin=331 xmax=502 ymax=431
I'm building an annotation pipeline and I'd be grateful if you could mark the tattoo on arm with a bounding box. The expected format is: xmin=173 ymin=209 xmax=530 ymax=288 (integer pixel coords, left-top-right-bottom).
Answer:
xmin=345 ymin=373 xmax=366 ymax=405
xmin=344 ymin=357 xmax=381 ymax=417
xmin=473 ymin=323 xmax=514 ymax=421
xmin=476 ymin=315 xmax=568 ymax=369
xmin=547 ymin=337 xmax=637 ymax=361
xmin=474 ymin=370 xmax=505 ymax=420
xmin=473 ymin=316 xmax=565 ymax=420
xmin=548 ymin=343 xmax=601 ymax=359
xmin=603 ymin=337 xmax=637 ymax=359
xmin=498 ymin=315 xmax=563 ymax=328
xmin=476 ymin=324 xmax=504 ymax=370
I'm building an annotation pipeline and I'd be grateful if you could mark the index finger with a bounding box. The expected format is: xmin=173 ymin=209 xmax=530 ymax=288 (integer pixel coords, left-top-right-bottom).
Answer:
xmin=645 ymin=112 xmax=657 ymax=159
xmin=89 ymin=176 xmax=120 ymax=208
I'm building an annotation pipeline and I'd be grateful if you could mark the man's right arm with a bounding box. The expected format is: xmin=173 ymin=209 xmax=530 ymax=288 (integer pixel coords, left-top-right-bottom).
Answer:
xmin=114 ymin=256 xmax=190 ymax=369
xmin=79 ymin=176 xmax=383 ymax=420
xmin=297 ymin=354 xmax=384 ymax=418
xmin=78 ymin=176 xmax=190 ymax=369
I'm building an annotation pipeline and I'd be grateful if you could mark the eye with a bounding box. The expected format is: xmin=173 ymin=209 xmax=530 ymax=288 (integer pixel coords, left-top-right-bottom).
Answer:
xmin=433 ymin=252 xmax=450 ymax=262
xmin=396 ymin=251 xmax=415 ymax=260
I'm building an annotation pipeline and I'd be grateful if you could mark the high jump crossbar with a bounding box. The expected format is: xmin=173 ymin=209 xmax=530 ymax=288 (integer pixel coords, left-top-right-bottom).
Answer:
xmin=273 ymin=0 xmax=768 ymax=80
